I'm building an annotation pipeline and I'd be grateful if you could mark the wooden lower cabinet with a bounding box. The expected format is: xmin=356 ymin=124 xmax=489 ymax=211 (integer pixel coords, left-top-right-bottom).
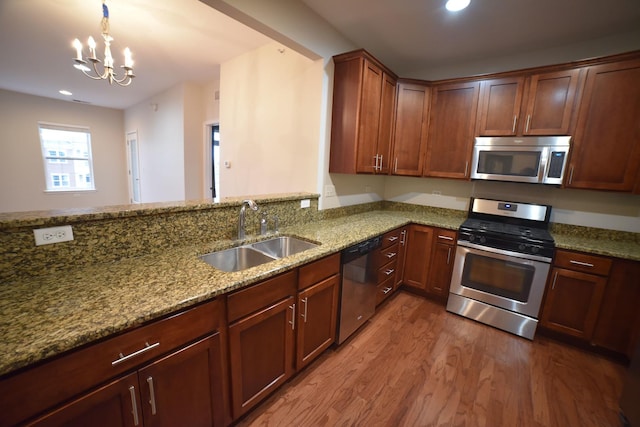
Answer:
xmin=31 ymin=335 xmax=226 ymax=427
xmin=297 ymin=274 xmax=340 ymax=369
xmin=403 ymin=224 xmax=434 ymax=292
xmin=426 ymin=229 xmax=457 ymax=298
xmin=228 ymin=294 xmax=296 ymax=419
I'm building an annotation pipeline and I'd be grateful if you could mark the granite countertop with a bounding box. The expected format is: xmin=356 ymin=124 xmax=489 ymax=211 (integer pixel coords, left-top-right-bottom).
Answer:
xmin=1 ymin=209 xmax=638 ymax=378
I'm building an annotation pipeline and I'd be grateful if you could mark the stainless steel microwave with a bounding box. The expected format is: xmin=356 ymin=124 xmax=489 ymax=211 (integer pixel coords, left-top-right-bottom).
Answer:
xmin=470 ymin=136 xmax=571 ymax=185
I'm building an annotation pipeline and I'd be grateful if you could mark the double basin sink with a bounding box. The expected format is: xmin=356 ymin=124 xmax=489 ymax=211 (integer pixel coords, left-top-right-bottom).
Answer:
xmin=200 ymin=236 xmax=318 ymax=272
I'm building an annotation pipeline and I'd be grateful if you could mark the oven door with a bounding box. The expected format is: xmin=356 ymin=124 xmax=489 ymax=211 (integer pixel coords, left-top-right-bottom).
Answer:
xmin=449 ymin=242 xmax=550 ymax=318
xmin=470 ymin=145 xmax=547 ymax=183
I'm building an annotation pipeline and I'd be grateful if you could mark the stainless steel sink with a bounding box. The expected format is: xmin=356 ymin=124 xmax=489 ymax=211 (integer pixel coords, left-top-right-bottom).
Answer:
xmin=250 ymin=236 xmax=318 ymax=259
xmin=200 ymin=236 xmax=319 ymax=272
xmin=199 ymin=246 xmax=276 ymax=272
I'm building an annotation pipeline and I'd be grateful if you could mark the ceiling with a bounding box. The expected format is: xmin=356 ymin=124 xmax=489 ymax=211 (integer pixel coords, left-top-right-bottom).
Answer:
xmin=301 ymin=0 xmax=640 ymax=77
xmin=1 ymin=0 xmax=639 ymax=110
xmin=0 ymin=0 xmax=272 ymax=109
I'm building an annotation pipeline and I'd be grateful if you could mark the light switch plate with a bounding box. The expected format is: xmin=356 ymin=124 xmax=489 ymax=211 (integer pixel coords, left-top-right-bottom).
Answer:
xmin=34 ymin=225 xmax=74 ymax=246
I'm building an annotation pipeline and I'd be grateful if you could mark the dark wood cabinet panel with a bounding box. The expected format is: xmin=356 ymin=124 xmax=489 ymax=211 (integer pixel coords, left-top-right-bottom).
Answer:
xmin=329 ymin=50 xmax=397 ymax=174
xmin=592 ymin=259 xmax=640 ymax=358
xmin=296 ymin=274 xmax=339 ymax=369
xmin=425 ymin=81 xmax=480 ymax=179
xmin=403 ymin=225 xmax=435 ymax=291
xmin=426 ymin=229 xmax=457 ymax=298
xmin=477 ymin=76 xmax=525 ymax=136
xmin=540 ymin=267 xmax=607 ymax=340
xmin=228 ymin=296 xmax=295 ymax=419
xmin=30 ymin=373 xmax=139 ymax=427
xmin=567 ymin=58 xmax=640 ymax=191
xmin=391 ymin=82 xmax=430 ymax=176
xmin=476 ymin=70 xmax=581 ymax=136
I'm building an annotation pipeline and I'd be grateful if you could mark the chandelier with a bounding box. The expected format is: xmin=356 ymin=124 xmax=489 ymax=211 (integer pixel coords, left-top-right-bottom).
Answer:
xmin=72 ymin=0 xmax=135 ymax=86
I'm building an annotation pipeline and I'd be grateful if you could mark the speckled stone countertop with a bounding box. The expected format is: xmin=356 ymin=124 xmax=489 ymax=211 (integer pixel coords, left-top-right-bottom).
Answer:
xmin=1 ymin=208 xmax=638 ymax=378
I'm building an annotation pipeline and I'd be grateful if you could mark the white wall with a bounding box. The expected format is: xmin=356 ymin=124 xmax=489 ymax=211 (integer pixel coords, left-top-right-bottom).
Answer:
xmin=219 ymin=42 xmax=322 ymax=198
xmin=0 ymin=89 xmax=128 ymax=212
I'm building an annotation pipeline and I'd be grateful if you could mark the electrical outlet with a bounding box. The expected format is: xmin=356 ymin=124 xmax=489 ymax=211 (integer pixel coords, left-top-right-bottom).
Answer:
xmin=324 ymin=185 xmax=336 ymax=197
xmin=34 ymin=225 xmax=74 ymax=246
xmin=300 ymin=199 xmax=311 ymax=208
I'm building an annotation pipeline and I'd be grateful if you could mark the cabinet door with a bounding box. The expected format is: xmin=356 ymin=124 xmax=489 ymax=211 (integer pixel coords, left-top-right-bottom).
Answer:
xmin=567 ymin=59 xmax=640 ymax=191
xmin=30 ymin=373 xmax=139 ymax=427
xmin=477 ymin=76 xmax=525 ymax=136
xmin=296 ymin=274 xmax=340 ymax=369
xmin=402 ymin=225 xmax=434 ymax=291
xmin=377 ymin=73 xmax=397 ymax=174
xmin=228 ymin=296 xmax=295 ymax=419
xmin=523 ymin=69 xmax=581 ymax=135
xmin=426 ymin=231 xmax=456 ymax=298
xmin=540 ymin=267 xmax=607 ymax=340
xmin=592 ymin=259 xmax=640 ymax=358
xmin=138 ymin=334 xmax=226 ymax=427
xmin=355 ymin=59 xmax=384 ymax=174
xmin=425 ymin=81 xmax=480 ymax=178
xmin=392 ymin=82 xmax=430 ymax=176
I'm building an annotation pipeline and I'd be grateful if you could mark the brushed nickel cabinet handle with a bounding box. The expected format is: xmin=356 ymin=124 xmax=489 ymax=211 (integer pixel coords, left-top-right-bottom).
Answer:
xmin=387 ymin=236 xmax=399 ymax=242
xmin=438 ymin=235 xmax=454 ymax=241
xmin=551 ymin=272 xmax=559 ymax=290
xmin=373 ymin=155 xmax=379 ymax=171
xmin=301 ymin=297 xmax=308 ymax=323
xmin=512 ymin=115 xmax=517 ymax=133
xmin=385 ymin=252 xmax=397 ymax=259
xmin=568 ymin=166 xmax=574 ymax=185
xmin=570 ymin=260 xmax=595 ymax=268
xmin=382 ymin=286 xmax=393 ymax=294
xmin=379 ymin=154 xmax=383 ymax=171
xmin=147 ymin=376 xmax=157 ymax=415
xmin=464 ymin=161 xmax=469 ymax=177
xmin=446 ymin=247 xmax=452 ymax=265
xmin=129 ymin=386 xmax=140 ymax=426
xmin=289 ymin=303 xmax=296 ymax=330
xmin=525 ymin=114 xmax=531 ymax=133
xmin=400 ymin=230 xmax=407 ymax=246
xmin=394 ymin=157 xmax=398 ymax=173
xmin=384 ymin=269 xmax=395 ymax=276
xmin=112 ymin=342 xmax=160 ymax=366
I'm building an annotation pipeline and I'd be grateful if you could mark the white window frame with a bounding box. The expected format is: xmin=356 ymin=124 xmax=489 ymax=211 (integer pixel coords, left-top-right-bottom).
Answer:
xmin=38 ymin=122 xmax=96 ymax=192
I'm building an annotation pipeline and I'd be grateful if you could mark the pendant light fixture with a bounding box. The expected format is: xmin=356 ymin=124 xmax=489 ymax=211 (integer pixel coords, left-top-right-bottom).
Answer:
xmin=71 ymin=0 xmax=135 ymax=86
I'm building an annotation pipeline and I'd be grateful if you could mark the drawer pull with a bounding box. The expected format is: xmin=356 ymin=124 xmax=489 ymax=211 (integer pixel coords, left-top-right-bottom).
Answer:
xmin=551 ymin=272 xmax=559 ymax=290
xmin=301 ymin=297 xmax=308 ymax=323
xmin=382 ymin=286 xmax=393 ymax=294
xmin=112 ymin=341 xmax=160 ymax=366
xmin=387 ymin=236 xmax=399 ymax=242
xmin=446 ymin=247 xmax=452 ymax=265
xmin=569 ymin=260 xmax=594 ymax=268
xmin=147 ymin=376 xmax=157 ymax=415
xmin=438 ymin=235 xmax=454 ymax=241
xmin=384 ymin=269 xmax=395 ymax=276
xmin=385 ymin=252 xmax=397 ymax=259
xmin=129 ymin=386 xmax=140 ymax=426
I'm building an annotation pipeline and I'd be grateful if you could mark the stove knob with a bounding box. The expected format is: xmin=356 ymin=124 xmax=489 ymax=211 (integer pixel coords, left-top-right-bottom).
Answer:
xmin=518 ymin=243 xmax=526 ymax=251
xmin=469 ymin=234 xmax=475 ymax=242
xmin=531 ymin=246 xmax=539 ymax=254
xmin=479 ymin=236 xmax=487 ymax=244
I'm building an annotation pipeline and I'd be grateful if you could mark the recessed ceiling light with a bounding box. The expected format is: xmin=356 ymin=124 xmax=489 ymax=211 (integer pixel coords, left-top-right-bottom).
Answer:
xmin=446 ymin=0 xmax=470 ymax=12
xmin=59 ymin=90 xmax=73 ymax=96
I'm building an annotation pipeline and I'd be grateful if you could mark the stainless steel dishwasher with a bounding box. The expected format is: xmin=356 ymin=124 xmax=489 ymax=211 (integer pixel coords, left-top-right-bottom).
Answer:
xmin=337 ymin=236 xmax=381 ymax=344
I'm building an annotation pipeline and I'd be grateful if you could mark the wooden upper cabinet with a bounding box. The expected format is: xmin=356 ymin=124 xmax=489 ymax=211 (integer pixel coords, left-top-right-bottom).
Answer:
xmin=391 ymin=81 xmax=430 ymax=176
xmin=476 ymin=69 xmax=581 ymax=136
xmin=477 ymin=76 xmax=525 ymax=136
xmin=567 ymin=58 xmax=640 ymax=192
xmin=329 ymin=50 xmax=397 ymax=174
xmin=425 ymin=81 xmax=480 ymax=179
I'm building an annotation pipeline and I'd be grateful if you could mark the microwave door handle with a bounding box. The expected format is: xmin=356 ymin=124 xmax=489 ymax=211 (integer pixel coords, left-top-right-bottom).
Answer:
xmin=538 ymin=148 xmax=550 ymax=183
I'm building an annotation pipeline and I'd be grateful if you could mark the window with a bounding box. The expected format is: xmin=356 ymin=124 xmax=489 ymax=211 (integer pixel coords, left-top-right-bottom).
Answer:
xmin=39 ymin=123 xmax=95 ymax=191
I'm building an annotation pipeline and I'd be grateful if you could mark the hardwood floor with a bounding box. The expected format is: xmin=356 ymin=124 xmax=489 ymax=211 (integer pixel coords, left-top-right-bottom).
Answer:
xmin=235 ymin=291 xmax=627 ymax=427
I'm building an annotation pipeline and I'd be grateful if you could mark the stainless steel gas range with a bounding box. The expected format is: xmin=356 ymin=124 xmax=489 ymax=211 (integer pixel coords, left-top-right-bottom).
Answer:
xmin=446 ymin=197 xmax=555 ymax=340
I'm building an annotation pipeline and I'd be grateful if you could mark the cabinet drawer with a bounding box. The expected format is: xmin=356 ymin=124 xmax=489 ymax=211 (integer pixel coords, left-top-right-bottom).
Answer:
xmin=381 ymin=228 xmax=403 ymax=249
xmin=554 ymin=250 xmax=612 ymax=276
xmin=376 ymin=242 xmax=399 ymax=266
xmin=227 ymin=270 xmax=297 ymax=323
xmin=298 ymin=253 xmax=340 ymax=290
xmin=377 ymin=259 xmax=397 ymax=284
xmin=434 ymin=229 xmax=457 ymax=244
xmin=0 ymin=298 xmax=222 ymax=427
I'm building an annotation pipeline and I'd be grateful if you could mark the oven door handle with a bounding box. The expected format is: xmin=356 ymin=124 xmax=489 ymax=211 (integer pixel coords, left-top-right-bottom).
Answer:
xmin=457 ymin=240 xmax=552 ymax=263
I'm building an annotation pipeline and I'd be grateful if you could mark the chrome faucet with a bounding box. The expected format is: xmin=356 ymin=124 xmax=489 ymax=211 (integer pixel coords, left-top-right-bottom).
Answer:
xmin=238 ymin=199 xmax=258 ymax=240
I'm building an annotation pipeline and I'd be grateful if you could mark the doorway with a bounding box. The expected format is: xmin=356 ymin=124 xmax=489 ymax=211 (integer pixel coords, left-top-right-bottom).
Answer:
xmin=211 ymin=124 xmax=220 ymax=199
xmin=126 ymin=131 xmax=141 ymax=203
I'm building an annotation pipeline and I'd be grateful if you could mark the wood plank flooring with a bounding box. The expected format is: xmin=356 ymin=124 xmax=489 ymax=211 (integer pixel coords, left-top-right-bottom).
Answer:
xmin=235 ymin=291 xmax=627 ymax=427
